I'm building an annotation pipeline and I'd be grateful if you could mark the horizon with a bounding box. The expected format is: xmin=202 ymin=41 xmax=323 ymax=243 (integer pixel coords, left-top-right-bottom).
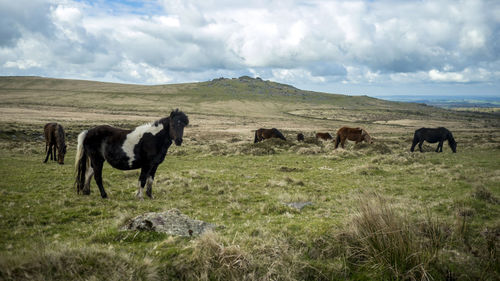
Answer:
xmin=3 ymin=74 xmax=500 ymax=102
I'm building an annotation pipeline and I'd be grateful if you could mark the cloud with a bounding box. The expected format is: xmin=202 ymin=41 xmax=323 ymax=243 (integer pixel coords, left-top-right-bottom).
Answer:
xmin=0 ymin=0 xmax=498 ymax=95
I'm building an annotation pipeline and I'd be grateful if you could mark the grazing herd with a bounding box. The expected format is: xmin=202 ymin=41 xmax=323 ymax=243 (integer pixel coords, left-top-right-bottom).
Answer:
xmin=256 ymin=126 xmax=456 ymax=154
xmin=42 ymin=110 xmax=458 ymax=199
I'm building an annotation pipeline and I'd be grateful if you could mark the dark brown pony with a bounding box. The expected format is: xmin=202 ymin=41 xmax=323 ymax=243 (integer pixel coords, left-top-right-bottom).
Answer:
xmin=254 ymin=128 xmax=286 ymax=143
xmin=411 ymin=127 xmax=456 ymax=153
xmin=297 ymin=133 xmax=304 ymax=142
xmin=334 ymin=127 xmax=373 ymax=149
xmin=43 ymin=123 xmax=66 ymax=164
xmin=315 ymin=132 xmax=333 ymax=141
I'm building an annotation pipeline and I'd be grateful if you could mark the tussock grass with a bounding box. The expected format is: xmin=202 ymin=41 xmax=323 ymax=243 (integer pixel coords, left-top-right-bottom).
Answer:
xmin=0 ymin=245 xmax=158 ymax=281
xmin=473 ymin=186 xmax=499 ymax=204
xmin=345 ymin=195 xmax=438 ymax=280
xmin=166 ymin=231 xmax=252 ymax=281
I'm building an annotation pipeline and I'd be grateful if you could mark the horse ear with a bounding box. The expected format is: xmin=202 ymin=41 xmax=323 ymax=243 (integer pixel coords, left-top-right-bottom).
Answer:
xmin=170 ymin=109 xmax=178 ymax=118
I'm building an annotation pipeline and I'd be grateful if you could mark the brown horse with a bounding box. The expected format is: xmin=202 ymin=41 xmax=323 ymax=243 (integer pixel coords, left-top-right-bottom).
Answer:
xmin=297 ymin=133 xmax=305 ymax=142
xmin=254 ymin=128 xmax=286 ymax=143
xmin=44 ymin=122 xmax=67 ymax=164
xmin=316 ymin=132 xmax=333 ymax=141
xmin=334 ymin=127 xmax=373 ymax=149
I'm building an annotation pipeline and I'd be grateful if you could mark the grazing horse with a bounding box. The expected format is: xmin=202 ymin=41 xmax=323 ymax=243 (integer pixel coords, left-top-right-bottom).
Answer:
xmin=75 ymin=110 xmax=189 ymax=199
xmin=254 ymin=128 xmax=286 ymax=143
xmin=334 ymin=127 xmax=373 ymax=149
xmin=297 ymin=133 xmax=305 ymax=142
xmin=43 ymin=123 xmax=67 ymax=164
xmin=411 ymin=127 xmax=457 ymax=153
xmin=316 ymin=132 xmax=333 ymax=141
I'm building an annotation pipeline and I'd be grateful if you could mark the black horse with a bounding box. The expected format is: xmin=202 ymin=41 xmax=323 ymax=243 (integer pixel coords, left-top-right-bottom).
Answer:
xmin=297 ymin=133 xmax=305 ymax=142
xmin=254 ymin=128 xmax=286 ymax=143
xmin=43 ymin=122 xmax=67 ymax=164
xmin=75 ymin=110 xmax=189 ymax=199
xmin=410 ymin=127 xmax=457 ymax=153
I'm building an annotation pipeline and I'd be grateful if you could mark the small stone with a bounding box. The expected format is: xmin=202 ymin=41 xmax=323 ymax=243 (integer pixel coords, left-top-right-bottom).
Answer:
xmin=285 ymin=201 xmax=313 ymax=211
xmin=122 ymin=208 xmax=215 ymax=237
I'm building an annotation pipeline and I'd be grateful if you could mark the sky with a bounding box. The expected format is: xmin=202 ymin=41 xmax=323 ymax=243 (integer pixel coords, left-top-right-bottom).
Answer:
xmin=1 ymin=0 xmax=499 ymax=97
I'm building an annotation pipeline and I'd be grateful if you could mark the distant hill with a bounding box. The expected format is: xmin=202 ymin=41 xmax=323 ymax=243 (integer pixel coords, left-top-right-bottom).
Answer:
xmin=2 ymin=75 xmax=495 ymax=125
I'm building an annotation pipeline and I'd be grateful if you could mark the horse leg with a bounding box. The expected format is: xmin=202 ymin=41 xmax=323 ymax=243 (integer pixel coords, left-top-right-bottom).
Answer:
xmin=48 ymin=144 xmax=54 ymax=161
xmin=91 ymin=157 xmax=107 ymax=198
xmin=341 ymin=137 xmax=346 ymax=149
xmin=418 ymin=140 xmax=424 ymax=152
xmin=145 ymin=165 xmax=159 ymax=199
xmin=436 ymin=141 xmax=443 ymax=152
xmin=53 ymin=144 xmax=57 ymax=161
xmin=136 ymin=165 xmax=151 ymax=200
xmin=83 ymin=165 xmax=94 ymax=195
xmin=44 ymin=144 xmax=51 ymax=163
xmin=410 ymin=139 xmax=418 ymax=152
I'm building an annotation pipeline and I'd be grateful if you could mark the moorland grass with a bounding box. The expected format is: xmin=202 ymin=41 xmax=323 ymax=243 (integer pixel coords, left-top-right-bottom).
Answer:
xmin=0 ymin=135 xmax=498 ymax=280
xmin=0 ymin=76 xmax=498 ymax=280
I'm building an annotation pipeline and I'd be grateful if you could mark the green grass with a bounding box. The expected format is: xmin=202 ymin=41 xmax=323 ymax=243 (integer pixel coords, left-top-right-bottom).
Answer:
xmin=0 ymin=136 xmax=499 ymax=280
xmin=0 ymin=76 xmax=499 ymax=280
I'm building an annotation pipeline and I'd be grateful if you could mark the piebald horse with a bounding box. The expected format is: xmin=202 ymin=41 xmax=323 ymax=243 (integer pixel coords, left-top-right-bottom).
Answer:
xmin=75 ymin=110 xmax=189 ymax=199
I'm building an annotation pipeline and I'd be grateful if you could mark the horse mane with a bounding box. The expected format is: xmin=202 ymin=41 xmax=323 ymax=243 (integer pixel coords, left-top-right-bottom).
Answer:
xmin=170 ymin=109 xmax=189 ymax=125
xmin=153 ymin=110 xmax=189 ymax=128
xmin=272 ymin=128 xmax=285 ymax=139
xmin=56 ymin=124 xmax=66 ymax=148
xmin=447 ymin=131 xmax=456 ymax=145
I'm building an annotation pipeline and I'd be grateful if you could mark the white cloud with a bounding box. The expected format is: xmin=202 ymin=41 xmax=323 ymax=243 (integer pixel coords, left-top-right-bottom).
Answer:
xmin=429 ymin=69 xmax=469 ymax=83
xmin=4 ymin=59 xmax=41 ymax=69
xmin=0 ymin=0 xmax=498 ymax=95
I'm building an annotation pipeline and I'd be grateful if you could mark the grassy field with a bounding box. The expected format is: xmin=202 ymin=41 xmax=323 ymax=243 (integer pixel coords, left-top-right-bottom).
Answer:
xmin=0 ymin=76 xmax=499 ymax=280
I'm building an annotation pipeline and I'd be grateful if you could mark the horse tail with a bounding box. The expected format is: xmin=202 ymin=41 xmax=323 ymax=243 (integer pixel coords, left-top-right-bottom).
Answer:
xmin=254 ymin=129 xmax=262 ymax=143
xmin=335 ymin=133 xmax=340 ymax=148
xmin=75 ymin=130 xmax=88 ymax=194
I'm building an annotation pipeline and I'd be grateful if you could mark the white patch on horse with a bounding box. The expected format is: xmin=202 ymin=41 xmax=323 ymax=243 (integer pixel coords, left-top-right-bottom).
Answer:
xmin=122 ymin=122 xmax=164 ymax=167
xmin=84 ymin=166 xmax=94 ymax=191
xmin=136 ymin=180 xmax=144 ymax=200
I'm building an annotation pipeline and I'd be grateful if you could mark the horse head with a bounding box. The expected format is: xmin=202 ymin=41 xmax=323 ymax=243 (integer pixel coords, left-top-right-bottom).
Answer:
xmin=362 ymin=130 xmax=373 ymax=144
xmin=169 ymin=109 xmax=189 ymax=146
xmin=57 ymin=143 xmax=67 ymax=165
xmin=448 ymin=136 xmax=457 ymax=153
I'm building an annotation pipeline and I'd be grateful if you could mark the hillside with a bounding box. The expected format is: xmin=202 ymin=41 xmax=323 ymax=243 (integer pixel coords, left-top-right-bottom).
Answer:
xmin=0 ymin=76 xmax=495 ymax=135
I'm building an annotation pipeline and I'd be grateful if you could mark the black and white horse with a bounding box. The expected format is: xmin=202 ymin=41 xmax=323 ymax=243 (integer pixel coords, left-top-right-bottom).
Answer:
xmin=75 ymin=110 xmax=189 ymax=199
xmin=410 ymin=127 xmax=457 ymax=153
